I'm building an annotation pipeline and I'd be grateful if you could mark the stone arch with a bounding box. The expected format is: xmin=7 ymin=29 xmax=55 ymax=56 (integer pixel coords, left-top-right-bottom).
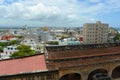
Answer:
xmin=87 ymin=68 xmax=108 ymax=80
xmin=112 ymin=65 xmax=120 ymax=79
xmin=59 ymin=73 xmax=81 ymax=80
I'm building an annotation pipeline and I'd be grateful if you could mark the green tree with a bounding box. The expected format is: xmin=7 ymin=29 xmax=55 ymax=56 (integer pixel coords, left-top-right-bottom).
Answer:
xmin=0 ymin=42 xmax=8 ymax=47
xmin=10 ymin=45 xmax=35 ymax=58
xmin=0 ymin=42 xmax=9 ymax=52
xmin=0 ymin=46 xmax=3 ymax=52
xmin=114 ymin=33 xmax=120 ymax=42
xmin=17 ymin=36 xmax=24 ymax=39
xmin=8 ymin=40 xmax=19 ymax=45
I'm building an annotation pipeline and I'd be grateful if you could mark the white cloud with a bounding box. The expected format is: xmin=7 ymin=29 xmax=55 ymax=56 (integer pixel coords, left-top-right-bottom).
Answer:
xmin=0 ymin=0 xmax=120 ymax=27
xmin=4 ymin=2 xmax=61 ymax=20
xmin=0 ymin=0 xmax=4 ymax=4
xmin=25 ymin=3 xmax=61 ymax=20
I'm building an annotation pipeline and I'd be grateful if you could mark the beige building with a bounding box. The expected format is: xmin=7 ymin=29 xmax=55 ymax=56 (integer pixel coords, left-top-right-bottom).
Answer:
xmin=83 ymin=21 xmax=109 ymax=44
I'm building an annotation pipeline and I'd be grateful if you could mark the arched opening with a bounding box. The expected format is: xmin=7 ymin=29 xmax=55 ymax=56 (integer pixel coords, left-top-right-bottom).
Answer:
xmin=87 ymin=69 xmax=111 ymax=80
xmin=59 ymin=73 xmax=81 ymax=80
xmin=112 ymin=66 xmax=120 ymax=79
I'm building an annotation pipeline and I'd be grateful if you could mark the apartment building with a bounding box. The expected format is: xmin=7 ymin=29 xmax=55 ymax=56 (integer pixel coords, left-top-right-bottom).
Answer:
xmin=83 ymin=21 xmax=109 ymax=44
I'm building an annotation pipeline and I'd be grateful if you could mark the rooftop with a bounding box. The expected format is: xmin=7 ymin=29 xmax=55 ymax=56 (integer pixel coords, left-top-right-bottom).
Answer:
xmin=46 ymin=43 xmax=120 ymax=69
xmin=0 ymin=54 xmax=47 ymax=76
xmin=46 ymin=43 xmax=120 ymax=60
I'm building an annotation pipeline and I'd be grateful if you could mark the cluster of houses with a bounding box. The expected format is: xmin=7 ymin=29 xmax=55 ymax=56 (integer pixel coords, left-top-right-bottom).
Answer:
xmin=0 ymin=27 xmax=81 ymax=59
xmin=0 ymin=22 xmax=118 ymax=59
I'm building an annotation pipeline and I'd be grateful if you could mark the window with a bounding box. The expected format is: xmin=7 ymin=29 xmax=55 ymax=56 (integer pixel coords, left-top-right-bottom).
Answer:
xmin=7 ymin=48 xmax=10 ymax=50
xmin=6 ymin=52 xmax=7 ymax=54
xmin=11 ymin=48 xmax=13 ymax=50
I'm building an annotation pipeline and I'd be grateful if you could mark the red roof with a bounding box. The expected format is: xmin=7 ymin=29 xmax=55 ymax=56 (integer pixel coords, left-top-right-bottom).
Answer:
xmin=1 ymin=35 xmax=15 ymax=40
xmin=0 ymin=54 xmax=47 ymax=76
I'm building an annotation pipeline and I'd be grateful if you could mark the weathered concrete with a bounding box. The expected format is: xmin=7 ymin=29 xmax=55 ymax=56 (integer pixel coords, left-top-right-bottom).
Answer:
xmin=46 ymin=43 xmax=120 ymax=80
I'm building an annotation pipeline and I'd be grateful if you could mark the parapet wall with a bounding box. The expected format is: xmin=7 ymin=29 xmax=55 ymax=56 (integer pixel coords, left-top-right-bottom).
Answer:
xmin=46 ymin=43 xmax=120 ymax=52
xmin=46 ymin=43 xmax=120 ymax=70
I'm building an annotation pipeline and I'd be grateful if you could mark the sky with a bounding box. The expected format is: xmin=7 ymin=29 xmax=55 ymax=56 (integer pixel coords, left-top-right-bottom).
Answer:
xmin=0 ymin=0 xmax=120 ymax=27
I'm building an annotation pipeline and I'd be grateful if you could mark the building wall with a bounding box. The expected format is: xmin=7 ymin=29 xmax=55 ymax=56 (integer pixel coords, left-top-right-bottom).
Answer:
xmin=59 ymin=60 xmax=120 ymax=80
xmin=1 ymin=44 xmax=120 ymax=80
xmin=0 ymin=71 xmax=59 ymax=80
xmin=46 ymin=44 xmax=120 ymax=80
xmin=83 ymin=21 xmax=109 ymax=44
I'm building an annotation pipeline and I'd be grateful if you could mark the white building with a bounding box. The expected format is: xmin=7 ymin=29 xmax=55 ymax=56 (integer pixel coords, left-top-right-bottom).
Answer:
xmin=59 ymin=37 xmax=80 ymax=45
xmin=21 ymin=36 xmax=47 ymax=53
xmin=21 ymin=37 xmax=38 ymax=50
xmin=0 ymin=45 xmax=18 ymax=59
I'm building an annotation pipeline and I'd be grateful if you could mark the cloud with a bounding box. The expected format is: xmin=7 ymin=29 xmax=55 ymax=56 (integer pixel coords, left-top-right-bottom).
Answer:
xmin=0 ymin=0 xmax=120 ymax=27
xmin=3 ymin=2 xmax=61 ymax=20
xmin=0 ymin=0 xmax=4 ymax=4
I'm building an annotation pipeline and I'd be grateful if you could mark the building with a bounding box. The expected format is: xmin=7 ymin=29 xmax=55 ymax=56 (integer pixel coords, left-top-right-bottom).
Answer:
xmin=0 ymin=54 xmax=58 ymax=80
xmin=83 ymin=21 xmax=109 ymax=44
xmin=109 ymin=27 xmax=118 ymax=36
xmin=1 ymin=35 xmax=16 ymax=41
xmin=0 ymin=54 xmax=47 ymax=75
xmin=0 ymin=43 xmax=120 ymax=80
xmin=0 ymin=45 xmax=18 ymax=59
xmin=21 ymin=37 xmax=38 ymax=50
xmin=40 ymin=32 xmax=54 ymax=43
xmin=59 ymin=37 xmax=80 ymax=45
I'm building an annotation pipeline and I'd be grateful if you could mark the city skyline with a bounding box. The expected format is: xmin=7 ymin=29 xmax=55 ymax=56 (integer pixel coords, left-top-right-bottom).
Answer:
xmin=0 ymin=0 xmax=120 ymax=27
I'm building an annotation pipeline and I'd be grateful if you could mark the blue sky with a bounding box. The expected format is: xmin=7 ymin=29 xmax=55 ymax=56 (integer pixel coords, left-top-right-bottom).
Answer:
xmin=0 ymin=0 xmax=120 ymax=27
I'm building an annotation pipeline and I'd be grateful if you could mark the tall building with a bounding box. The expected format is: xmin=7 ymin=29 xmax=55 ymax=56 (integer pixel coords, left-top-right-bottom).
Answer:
xmin=83 ymin=21 xmax=109 ymax=44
